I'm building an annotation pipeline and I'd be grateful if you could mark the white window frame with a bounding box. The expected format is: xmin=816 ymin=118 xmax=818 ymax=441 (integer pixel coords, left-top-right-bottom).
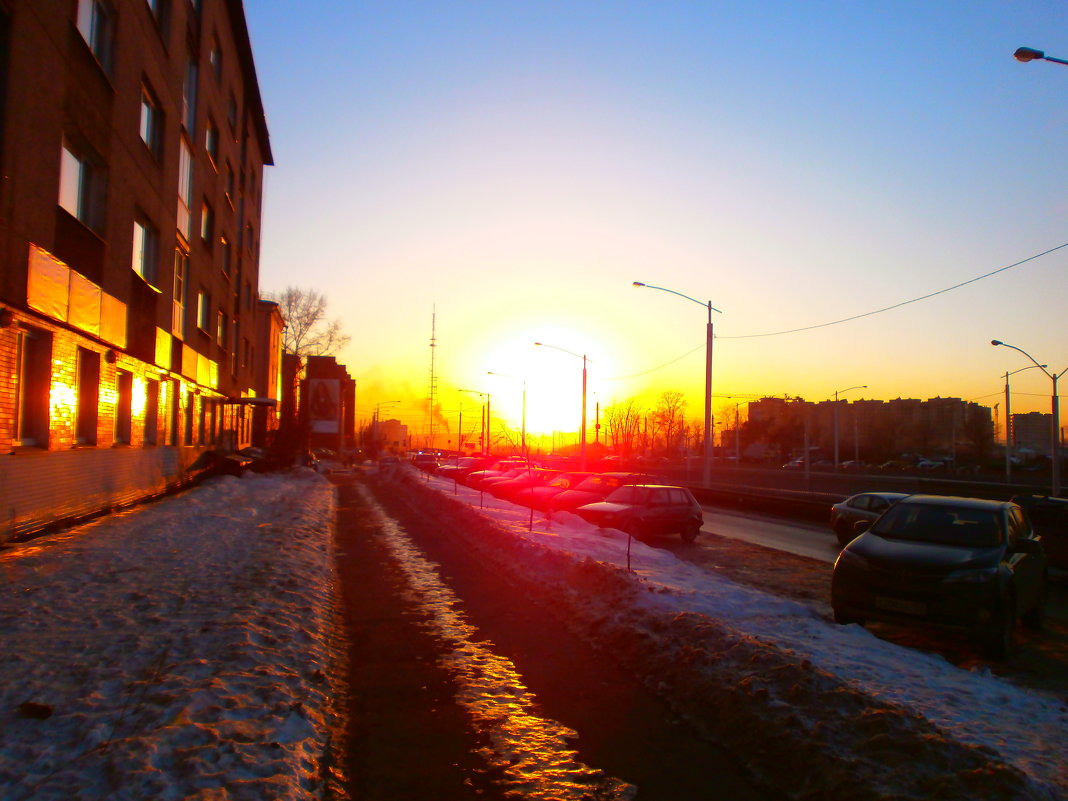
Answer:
xmin=132 ymin=217 xmax=160 ymax=286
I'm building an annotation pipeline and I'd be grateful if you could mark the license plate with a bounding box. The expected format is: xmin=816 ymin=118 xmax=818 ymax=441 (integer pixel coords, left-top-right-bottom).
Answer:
xmin=874 ymin=596 xmax=926 ymax=616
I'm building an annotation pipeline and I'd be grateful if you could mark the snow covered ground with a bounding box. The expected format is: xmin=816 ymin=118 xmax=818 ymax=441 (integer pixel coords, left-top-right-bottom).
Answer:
xmin=2 ymin=465 xmax=1066 ymax=800
xmin=417 ymin=470 xmax=1068 ymax=800
xmin=0 ymin=469 xmax=339 ymax=801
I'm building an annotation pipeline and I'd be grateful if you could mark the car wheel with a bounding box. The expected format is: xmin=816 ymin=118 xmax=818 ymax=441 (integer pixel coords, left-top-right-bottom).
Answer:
xmin=833 ymin=607 xmax=864 ymax=626
xmin=983 ymin=595 xmax=1017 ymax=660
xmin=680 ymin=520 xmax=700 ymax=544
xmin=1022 ymin=576 xmax=1048 ymax=631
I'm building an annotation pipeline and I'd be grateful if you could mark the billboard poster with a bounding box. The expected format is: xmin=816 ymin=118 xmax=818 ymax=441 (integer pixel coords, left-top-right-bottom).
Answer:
xmin=308 ymin=378 xmax=340 ymax=433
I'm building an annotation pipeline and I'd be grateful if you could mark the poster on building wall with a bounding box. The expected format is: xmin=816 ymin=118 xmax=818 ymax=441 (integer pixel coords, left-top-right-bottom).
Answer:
xmin=309 ymin=378 xmax=340 ymax=433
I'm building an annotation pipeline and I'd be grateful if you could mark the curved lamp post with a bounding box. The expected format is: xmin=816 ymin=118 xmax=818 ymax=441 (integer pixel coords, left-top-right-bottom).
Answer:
xmin=372 ymin=400 xmax=400 ymax=453
xmin=1014 ymin=46 xmax=1068 ymax=66
xmin=832 ymin=385 xmax=867 ymax=472
xmin=534 ymin=342 xmax=588 ymax=470
xmin=992 ymin=340 xmax=1066 ymax=495
xmin=487 ymin=371 xmax=526 ymax=458
xmin=1001 ymin=364 xmax=1047 ymax=483
xmin=458 ymin=389 xmax=490 ymax=455
xmin=633 ymin=282 xmax=722 ymax=488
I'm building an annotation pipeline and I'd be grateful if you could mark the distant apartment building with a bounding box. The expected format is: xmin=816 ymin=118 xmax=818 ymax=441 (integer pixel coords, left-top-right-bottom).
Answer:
xmin=745 ymin=395 xmax=993 ymax=463
xmin=0 ymin=0 xmax=277 ymax=539
xmin=1011 ymin=412 xmax=1054 ymax=455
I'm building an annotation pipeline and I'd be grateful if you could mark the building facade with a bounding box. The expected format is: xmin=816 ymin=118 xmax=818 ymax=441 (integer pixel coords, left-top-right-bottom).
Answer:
xmin=0 ymin=0 xmax=275 ymax=539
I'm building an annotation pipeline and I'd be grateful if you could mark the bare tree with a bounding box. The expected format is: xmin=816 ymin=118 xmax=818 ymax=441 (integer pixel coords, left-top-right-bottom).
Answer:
xmin=264 ymin=286 xmax=351 ymax=357
xmin=604 ymin=399 xmax=644 ymax=457
xmin=653 ymin=391 xmax=687 ymax=457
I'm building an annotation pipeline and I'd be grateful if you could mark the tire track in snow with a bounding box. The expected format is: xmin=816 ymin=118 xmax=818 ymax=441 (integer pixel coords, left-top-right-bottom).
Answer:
xmin=355 ymin=483 xmax=635 ymax=801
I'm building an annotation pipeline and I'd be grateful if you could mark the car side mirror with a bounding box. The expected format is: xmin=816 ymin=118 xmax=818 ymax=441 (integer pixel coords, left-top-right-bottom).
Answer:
xmin=1014 ymin=537 xmax=1043 ymax=555
xmin=853 ymin=520 xmax=872 ymax=535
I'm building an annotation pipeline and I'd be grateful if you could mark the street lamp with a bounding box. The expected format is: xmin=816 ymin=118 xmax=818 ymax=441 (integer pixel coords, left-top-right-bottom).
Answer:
xmin=1014 ymin=46 xmax=1068 ymax=66
xmin=832 ymin=385 xmax=867 ymax=472
xmin=372 ymin=400 xmax=400 ymax=454
xmin=991 ymin=340 xmax=1066 ymax=496
xmin=458 ymin=389 xmax=490 ymax=455
xmin=633 ymin=282 xmax=722 ymax=487
xmin=487 ymin=371 xmax=526 ymax=458
xmin=534 ymin=342 xmax=588 ymax=470
xmin=1001 ymin=364 xmax=1048 ymax=483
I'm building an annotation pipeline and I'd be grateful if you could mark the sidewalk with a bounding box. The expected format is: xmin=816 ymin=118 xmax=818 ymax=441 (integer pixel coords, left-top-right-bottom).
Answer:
xmin=0 ymin=469 xmax=339 ymax=801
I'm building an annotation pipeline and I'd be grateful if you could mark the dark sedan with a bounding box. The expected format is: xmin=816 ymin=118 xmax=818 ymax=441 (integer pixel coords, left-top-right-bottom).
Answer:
xmin=831 ymin=495 xmax=1048 ymax=658
xmin=830 ymin=492 xmax=911 ymax=546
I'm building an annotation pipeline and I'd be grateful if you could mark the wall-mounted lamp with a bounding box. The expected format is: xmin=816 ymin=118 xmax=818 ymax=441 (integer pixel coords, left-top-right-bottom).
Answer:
xmin=104 ymin=349 xmax=118 ymax=364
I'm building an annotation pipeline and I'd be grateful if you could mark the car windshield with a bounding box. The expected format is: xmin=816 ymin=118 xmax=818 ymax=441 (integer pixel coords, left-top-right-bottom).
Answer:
xmin=872 ymin=503 xmax=1003 ymax=548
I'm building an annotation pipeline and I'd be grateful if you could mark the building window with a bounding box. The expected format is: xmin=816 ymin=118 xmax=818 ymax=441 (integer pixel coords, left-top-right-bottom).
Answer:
xmin=172 ymin=246 xmax=188 ymax=337
xmin=140 ymin=85 xmax=163 ymax=157
xmin=76 ymin=0 xmax=114 ymax=72
xmin=197 ymin=395 xmax=206 ymax=444
xmin=224 ymin=161 xmax=235 ymax=208
xmin=167 ymin=378 xmax=179 ymax=445
xmin=177 ymin=138 xmax=193 ymax=240
xmin=132 ymin=217 xmax=159 ymax=286
xmin=184 ymin=390 xmax=194 ymax=445
xmin=145 ymin=0 xmax=169 ymax=32
xmin=205 ymin=119 xmax=218 ymax=167
xmin=182 ymin=59 xmax=198 ymax=134
xmin=115 ymin=370 xmax=133 ymax=444
xmin=200 ymin=200 xmax=213 ymax=243
xmin=59 ymin=139 xmax=106 ymax=232
xmin=75 ymin=347 xmax=100 ymax=446
xmin=227 ymin=91 xmax=237 ymax=131
xmin=209 ymin=35 xmax=222 ymax=78
xmin=196 ymin=289 xmax=210 ymax=332
xmin=220 ymin=234 xmax=232 ymax=277
xmin=144 ymin=378 xmax=159 ymax=445
xmin=14 ymin=327 xmax=52 ymax=447
xmin=216 ymin=310 xmax=227 ymax=345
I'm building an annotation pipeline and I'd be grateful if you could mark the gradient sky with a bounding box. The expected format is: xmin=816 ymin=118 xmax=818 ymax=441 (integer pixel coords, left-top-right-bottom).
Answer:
xmin=246 ymin=1 xmax=1068 ymax=444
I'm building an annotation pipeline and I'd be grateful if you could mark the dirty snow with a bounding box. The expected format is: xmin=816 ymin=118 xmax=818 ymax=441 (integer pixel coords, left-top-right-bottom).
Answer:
xmin=0 ymin=469 xmax=339 ymax=801
xmin=2 ymin=465 xmax=1067 ymax=800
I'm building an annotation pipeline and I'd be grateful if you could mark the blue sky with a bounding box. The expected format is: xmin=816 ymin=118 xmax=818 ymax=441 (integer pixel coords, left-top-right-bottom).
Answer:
xmin=247 ymin=1 xmax=1068 ymax=439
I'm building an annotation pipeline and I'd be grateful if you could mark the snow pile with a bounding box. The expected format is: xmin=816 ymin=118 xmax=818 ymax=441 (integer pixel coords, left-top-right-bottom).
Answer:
xmin=411 ymin=471 xmax=1068 ymax=801
xmin=0 ymin=470 xmax=339 ymax=801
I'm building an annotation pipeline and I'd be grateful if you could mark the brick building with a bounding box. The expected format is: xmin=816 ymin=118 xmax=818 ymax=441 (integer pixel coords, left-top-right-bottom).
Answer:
xmin=0 ymin=0 xmax=277 ymax=540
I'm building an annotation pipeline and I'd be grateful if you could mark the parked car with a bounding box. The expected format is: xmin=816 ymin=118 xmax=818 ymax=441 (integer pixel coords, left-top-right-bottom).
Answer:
xmin=576 ymin=484 xmax=704 ymax=543
xmin=831 ymin=495 xmax=1048 ymax=658
xmin=411 ymin=452 xmax=440 ymax=473
xmin=548 ymin=472 xmax=660 ymax=514
xmin=436 ymin=456 xmax=496 ymax=483
xmin=829 ymin=492 xmax=911 ymax=546
xmin=513 ymin=472 xmax=594 ymax=511
xmin=487 ymin=468 xmax=560 ymax=500
xmin=1010 ymin=494 xmax=1068 ymax=570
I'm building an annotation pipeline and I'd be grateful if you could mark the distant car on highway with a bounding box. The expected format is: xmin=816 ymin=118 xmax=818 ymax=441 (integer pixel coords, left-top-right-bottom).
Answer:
xmin=829 ymin=492 xmax=911 ymax=546
xmin=831 ymin=495 xmax=1048 ymax=658
xmin=576 ymin=484 xmax=703 ymax=543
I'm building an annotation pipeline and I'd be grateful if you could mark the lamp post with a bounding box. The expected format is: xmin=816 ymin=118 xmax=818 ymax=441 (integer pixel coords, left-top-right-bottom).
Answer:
xmin=487 ymin=371 xmax=526 ymax=458
xmin=458 ymin=389 xmax=490 ymax=455
xmin=534 ymin=342 xmax=588 ymax=470
xmin=372 ymin=400 xmax=400 ymax=454
xmin=1001 ymin=364 xmax=1048 ymax=484
xmin=992 ymin=340 xmax=1066 ymax=496
xmin=633 ymin=282 xmax=722 ymax=487
xmin=832 ymin=385 xmax=866 ymax=472
xmin=1014 ymin=46 xmax=1068 ymax=66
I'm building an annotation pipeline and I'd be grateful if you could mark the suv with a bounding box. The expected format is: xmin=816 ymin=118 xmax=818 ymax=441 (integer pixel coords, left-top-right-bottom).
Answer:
xmin=831 ymin=495 xmax=1048 ymax=658
xmin=576 ymin=484 xmax=704 ymax=543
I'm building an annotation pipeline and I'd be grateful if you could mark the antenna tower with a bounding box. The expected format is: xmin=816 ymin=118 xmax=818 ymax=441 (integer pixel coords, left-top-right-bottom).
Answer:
xmin=425 ymin=307 xmax=438 ymax=449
